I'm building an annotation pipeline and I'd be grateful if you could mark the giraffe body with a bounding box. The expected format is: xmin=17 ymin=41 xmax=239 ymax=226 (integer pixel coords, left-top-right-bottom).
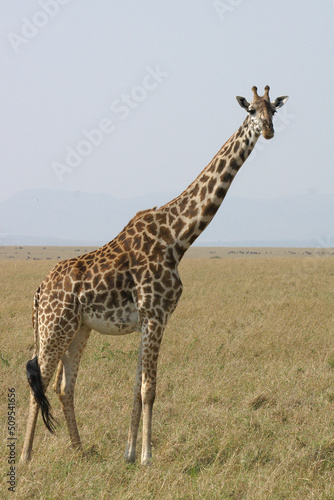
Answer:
xmin=21 ymin=86 xmax=288 ymax=464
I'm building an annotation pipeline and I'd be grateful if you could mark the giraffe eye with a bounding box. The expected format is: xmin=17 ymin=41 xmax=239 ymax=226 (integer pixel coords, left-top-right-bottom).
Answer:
xmin=248 ymin=108 xmax=256 ymax=115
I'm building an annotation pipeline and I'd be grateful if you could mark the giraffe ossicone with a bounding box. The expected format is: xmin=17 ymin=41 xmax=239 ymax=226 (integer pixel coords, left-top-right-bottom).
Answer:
xmin=21 ymin=86 xmax=288 ymax=464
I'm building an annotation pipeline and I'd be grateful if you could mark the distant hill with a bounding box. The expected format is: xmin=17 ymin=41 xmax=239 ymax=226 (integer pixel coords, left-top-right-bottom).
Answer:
xmin=0 ymin=189 xmax=333 ymax=247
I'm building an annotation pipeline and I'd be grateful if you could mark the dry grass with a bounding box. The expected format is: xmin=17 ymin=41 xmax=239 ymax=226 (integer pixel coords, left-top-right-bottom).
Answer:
xmin=1 ymin=252 xmax=334 ymax=499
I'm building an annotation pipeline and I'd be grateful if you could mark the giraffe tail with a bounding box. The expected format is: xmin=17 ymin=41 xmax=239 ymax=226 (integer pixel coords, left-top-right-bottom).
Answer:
xmin=27 ymin=286 xmax=57 ymax=434
xmin=26 ymin=356 xmax=57 ymax=434
xmin=32 ymin=286 xmax=40 ymax=358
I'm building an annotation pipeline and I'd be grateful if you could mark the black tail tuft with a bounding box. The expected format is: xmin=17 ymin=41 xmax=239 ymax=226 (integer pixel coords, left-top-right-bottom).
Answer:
xmin=26 ymin=355 xmax=57 ymax=434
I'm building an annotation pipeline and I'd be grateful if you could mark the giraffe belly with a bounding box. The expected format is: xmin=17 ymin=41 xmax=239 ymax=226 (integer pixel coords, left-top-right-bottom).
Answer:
xmin=82 ymin=305 xmax=141 ymax=336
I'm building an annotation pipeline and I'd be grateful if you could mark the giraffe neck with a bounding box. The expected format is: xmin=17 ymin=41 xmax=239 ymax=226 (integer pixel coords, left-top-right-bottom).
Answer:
xmin=160 ymin=115 xmax=260 ymax=259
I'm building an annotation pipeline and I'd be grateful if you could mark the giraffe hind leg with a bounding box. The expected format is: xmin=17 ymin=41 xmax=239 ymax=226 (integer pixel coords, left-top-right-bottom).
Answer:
xmin=21 ymin=317 xmax=83 ymax=461
xmin=21 ymin=352 xmax=62 ymax=462
xmin=53 ymin=359 xmax=63 ymax=396
xmin=20 ymin=394 xmax=39 ymax=462
xmin=54 ymin=325 xmax=91 ymax=451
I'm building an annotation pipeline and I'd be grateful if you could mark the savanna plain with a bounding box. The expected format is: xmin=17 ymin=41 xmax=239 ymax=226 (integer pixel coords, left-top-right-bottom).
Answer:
xmin=1 ymin=246 xmax=334 ymax=499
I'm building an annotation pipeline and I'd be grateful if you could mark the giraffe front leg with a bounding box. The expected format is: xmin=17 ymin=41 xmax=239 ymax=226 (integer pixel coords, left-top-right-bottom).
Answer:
xmin=140 ymin=319 xmax=164 ymax=466
xmin=124 ymin=340 xmax=142 ymax=463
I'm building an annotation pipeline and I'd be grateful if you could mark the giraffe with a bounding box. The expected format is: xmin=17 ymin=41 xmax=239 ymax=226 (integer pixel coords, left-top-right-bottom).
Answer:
xmin=21 ymin=86 xmax=288 ymax=464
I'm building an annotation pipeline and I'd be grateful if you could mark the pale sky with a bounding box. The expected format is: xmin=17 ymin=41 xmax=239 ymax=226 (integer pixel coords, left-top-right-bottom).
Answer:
xmin=1 ymin=1 xmax=333 ymax=207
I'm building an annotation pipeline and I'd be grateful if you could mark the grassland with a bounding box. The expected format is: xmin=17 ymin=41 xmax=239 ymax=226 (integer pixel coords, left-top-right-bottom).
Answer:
xmin=1 ymin=248 xmax=334 ymax=499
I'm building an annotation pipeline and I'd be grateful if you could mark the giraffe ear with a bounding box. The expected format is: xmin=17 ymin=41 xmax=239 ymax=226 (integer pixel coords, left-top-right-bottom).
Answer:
xmin=236 ymin=96 xmax=250 ymax=111
xmin=272 ymin=96 xmax=289 ymax=109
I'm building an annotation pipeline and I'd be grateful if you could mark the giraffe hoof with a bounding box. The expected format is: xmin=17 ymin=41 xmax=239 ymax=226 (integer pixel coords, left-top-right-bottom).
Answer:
xmin=20 ymin=453 xmax=31 ymax=463
xmin=124 ymin=452 xmax=136 ymax=463
xmin=141 ymin=455 xmax=152 ymax=466
xmin=124 ymin=443 xmax=137 ymax=463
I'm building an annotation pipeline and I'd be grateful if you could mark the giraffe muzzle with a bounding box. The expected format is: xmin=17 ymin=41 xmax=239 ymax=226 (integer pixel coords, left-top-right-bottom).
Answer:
xmin=262 ymin=121 xmax=274 ymax=140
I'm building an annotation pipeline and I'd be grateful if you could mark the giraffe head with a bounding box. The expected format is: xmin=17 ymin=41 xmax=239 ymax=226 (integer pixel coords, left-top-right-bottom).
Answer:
xmin=236 ymin=85 xmax=288 ymax=140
